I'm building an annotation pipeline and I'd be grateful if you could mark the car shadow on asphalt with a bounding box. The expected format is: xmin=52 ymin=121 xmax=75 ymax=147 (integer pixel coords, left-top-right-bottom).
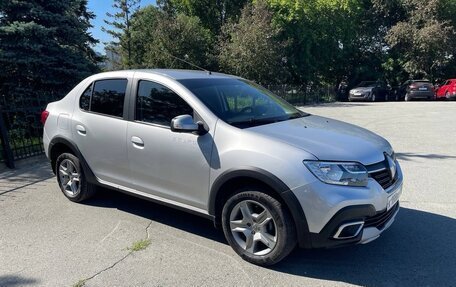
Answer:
xmin=396 ymin=152 xmax=456 ymax=161
xmin=0 ymin=275 xmax=39 ymax=287
xmin=85 ymin=190 xmax=455 ymax=286
xmin=86 ymin=188 xmax=227 ymax=244
xmin=273 ymin=207 xmax=456 ymax=287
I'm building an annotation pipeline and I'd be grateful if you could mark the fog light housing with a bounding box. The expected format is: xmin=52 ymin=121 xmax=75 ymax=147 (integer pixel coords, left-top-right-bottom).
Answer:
xmin=333 ymin=221 xmax=364 ymax=239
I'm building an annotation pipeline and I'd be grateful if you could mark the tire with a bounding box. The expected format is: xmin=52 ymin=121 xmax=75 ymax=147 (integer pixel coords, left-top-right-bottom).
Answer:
xmin=446 ymin=92 xmax=450 ymax=100
xmin=56 ymin=153 xmax=96 ymax=202
xmin=371 ymin=93 xmax=377 ymax=102
xmin=221 ymin=188 xmax=297 ymax=266
xmin=405 ymin=94 xmax=410 ymax=101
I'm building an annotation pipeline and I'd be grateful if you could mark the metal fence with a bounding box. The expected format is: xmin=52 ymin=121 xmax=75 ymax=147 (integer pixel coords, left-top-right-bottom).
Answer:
xmin=0 ymin=84 xmax=336 ymax=169
xmin=265 ymin=84 xmax=336 ymax=106
xmin=0 ymin=93 xmax=57 ymax=168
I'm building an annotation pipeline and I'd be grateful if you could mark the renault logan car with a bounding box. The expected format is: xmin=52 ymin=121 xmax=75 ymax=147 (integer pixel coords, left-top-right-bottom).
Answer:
xmin=42 ymin=70 xmax=403 ymax=266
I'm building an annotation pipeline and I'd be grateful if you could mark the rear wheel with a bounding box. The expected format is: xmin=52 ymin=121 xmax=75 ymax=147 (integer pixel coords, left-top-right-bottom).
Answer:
xmin=405 ymin=94 xmax=410 ymax=101
xmin=56 ymin=153 xmax=96 ymax=202
xmin=446 ymin=92 xmax=450 ymax=100
xmin=221 ymin=189 xmax=297 ymax=266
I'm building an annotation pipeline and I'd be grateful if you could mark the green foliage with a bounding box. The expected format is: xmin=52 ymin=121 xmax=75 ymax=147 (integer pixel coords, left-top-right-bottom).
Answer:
xmin=0 ymin=0 xmax=100 ymax=100
xmin=127 ymin=6 xmax=215 ymax=69
xmin=103 ymin=0 xmax=141 ymax=68
xmin=218 ymin=1 xmax=287 ymax=84
xmin=384 ymin=0 xmax=456 ymax=80
xmin=158 ymin=0 xmax=249 ymax=34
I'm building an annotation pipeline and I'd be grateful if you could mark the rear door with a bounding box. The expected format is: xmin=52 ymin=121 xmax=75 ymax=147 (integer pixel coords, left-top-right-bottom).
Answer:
xmin=71 ymin=74 xmax=133 ymax=187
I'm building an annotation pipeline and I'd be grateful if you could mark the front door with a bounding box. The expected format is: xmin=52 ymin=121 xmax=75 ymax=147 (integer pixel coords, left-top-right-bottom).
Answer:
xmin=127 ymin=79 xmax=214 ymax=210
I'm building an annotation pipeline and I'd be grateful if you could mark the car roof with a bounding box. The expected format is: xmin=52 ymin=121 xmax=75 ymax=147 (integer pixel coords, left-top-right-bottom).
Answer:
xmin=96 ymin=69 xmax=237 ymax=80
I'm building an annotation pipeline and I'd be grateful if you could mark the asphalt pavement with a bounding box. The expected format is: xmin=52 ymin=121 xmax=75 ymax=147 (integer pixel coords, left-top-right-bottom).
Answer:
xmin=1 ymin=101 xmax=455 ymax=287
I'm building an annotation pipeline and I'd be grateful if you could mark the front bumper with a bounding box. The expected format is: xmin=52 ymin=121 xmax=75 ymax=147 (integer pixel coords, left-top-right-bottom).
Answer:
xmin=349 ymin=92 xmax=371 ymax=100
xmin=292 ymin=162 xmax=403 ymax=249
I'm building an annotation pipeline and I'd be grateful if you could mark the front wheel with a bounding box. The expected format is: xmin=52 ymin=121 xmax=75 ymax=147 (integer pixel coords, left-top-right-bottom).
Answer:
xmin=56 ymin=153 xmax=96 ymax=202
xmin=371 ymin=93 xmax=377 ymax=102
xmin=405 ymin=94 xmax=410 ymax=101
xmin=221 ymin=189 xmax=297 ymax=266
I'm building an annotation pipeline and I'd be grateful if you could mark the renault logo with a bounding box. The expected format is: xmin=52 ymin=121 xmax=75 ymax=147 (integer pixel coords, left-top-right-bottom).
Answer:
xmin=386 ymin=154 xmax=397 ymax=178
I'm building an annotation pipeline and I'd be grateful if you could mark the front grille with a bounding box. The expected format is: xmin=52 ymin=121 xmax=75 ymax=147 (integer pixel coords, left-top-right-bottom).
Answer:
xmin=366 ymin=155 xmax=397 ymax=190
xmin=364 ymin=202 xmax=399 ymax=230
xmin=370 ymin=169 xmax=395 ymax=190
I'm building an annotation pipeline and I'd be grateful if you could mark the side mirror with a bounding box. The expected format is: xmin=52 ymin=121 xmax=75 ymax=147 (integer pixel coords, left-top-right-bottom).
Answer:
xmin=170 ymin=115 xmax=207 ymax=135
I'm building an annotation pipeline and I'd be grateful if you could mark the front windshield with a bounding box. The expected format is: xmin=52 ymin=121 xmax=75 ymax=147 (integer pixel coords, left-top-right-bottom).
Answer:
xmin=178 ymin=78 xmax=308 ymax=128
xmin=358 ymin=81 xmax=376 ymax=87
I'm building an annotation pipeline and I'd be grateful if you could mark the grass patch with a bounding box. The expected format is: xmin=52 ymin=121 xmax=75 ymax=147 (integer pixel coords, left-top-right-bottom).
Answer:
xmin=128 ymin=238 xmax=151 ymax=252
xmin=73 ymin=279 xmax=87 ymax=287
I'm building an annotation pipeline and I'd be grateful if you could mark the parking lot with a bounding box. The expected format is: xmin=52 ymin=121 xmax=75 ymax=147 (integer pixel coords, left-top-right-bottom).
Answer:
xmin=0 ymin=101 xmax=455 ymax=287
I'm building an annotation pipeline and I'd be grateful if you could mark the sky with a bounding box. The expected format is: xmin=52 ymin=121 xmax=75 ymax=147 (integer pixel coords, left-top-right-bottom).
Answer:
xmin=87 ymin=0 xmax=157 ymax=54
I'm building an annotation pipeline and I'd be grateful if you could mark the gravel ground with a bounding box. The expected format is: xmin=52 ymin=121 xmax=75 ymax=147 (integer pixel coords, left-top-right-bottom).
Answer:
xmin=0 ymin=101 xmax=455 ymax=287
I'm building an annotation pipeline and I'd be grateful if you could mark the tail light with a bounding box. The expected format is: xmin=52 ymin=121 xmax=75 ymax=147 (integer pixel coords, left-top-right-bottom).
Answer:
xmin=41 ymin=110 xmax=49 ymax=125
xmin=409 ymin=84 xmax=417 ymax=89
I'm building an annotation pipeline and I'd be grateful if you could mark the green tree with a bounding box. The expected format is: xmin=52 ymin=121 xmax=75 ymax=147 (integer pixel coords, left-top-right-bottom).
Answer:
xmin=127 ymin=6 xmax=214 ymax=70
xmin=158 ymin=0 xmax=249 ymax=34
xmin=265 ymin=0 xmax=368 ymax=85
xmin=218 ymin=1 xmax=287 ymax=84
xmin=0 ymin=0 xmax=100 ymax=99
xmin=384 ymin=0 xmax=456 ymax=80
xmin=103 ymin=0 xmax=141 ymax=68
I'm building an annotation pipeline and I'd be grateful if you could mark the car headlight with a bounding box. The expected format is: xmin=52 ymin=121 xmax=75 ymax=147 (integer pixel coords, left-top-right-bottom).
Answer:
xmin=303 ymin=161 xmax=368 ymax=187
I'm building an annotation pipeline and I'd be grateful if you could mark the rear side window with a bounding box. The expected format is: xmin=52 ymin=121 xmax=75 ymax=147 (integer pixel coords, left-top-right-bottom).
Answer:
xmin=80 ymin=85 xmax=92 ymax=111
xmin=136 ymin=80 xmax=193 ymax=127
xmin=79 ymin=79 xmax=128 ymax=117
xmin=91 ymin=79 xmax=127 ymax=117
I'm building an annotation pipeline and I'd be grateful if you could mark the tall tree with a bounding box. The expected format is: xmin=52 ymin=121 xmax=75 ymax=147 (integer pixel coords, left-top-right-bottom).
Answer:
xmin=103 ymin=0 xmax=141 ymax=68
xmin=0 ymin=0 xmax=100 ymax=100
xmin=158 ymin=0 xmax=249 ymax=34
xmin=384 ymin=0 xmax=456 ymax=80
xmin=127 ymin=6 xmax=214 ymax=70
xmin=218 ymin=1 xmax=287 ymax=84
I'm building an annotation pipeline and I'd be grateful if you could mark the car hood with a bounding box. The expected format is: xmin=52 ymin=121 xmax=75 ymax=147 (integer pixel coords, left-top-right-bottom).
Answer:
xmin=248 ymin=115 xmax=392 ymax=165
xmin=351 ymin=87 xmax=373 ymax=93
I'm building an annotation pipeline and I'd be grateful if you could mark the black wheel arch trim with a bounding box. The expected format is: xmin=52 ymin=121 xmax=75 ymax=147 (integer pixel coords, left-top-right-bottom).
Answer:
xmin=48 ymin=137 xmax=97 ymax=184
xmin=209 ymin=167 xmax=313 ymax=248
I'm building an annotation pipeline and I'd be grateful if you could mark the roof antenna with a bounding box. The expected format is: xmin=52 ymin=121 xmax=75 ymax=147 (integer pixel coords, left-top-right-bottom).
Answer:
xmin=164 ymin=51 xmax=212 ymax=75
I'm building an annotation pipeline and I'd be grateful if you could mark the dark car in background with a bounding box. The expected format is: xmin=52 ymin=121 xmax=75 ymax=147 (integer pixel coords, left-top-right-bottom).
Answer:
xmin=435 ymin=79 xmax=456 ymax=100
xmin=348 ymin=81 xmax=389 ymax=102
xmin=396 ymin=80 xmax=434 ymax=101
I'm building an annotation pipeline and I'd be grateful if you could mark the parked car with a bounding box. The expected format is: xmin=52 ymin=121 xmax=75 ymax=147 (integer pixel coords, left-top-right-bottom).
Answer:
xmin=42 ymin=70 xmax=403 ymax=266
xmin=396 ymin=80 xmax=434 ymax=101
xmin=348 ymin=81 xmax=390 ymax=102
xmin=435 ymin=79 xmax=456 ymax=100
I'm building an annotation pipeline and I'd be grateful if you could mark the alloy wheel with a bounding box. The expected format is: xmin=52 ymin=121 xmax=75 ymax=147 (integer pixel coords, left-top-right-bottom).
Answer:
xmin=229 ymin=200 xmax=277 ymax=256
xmin=58 ymin=159 xmax=81 ymax=197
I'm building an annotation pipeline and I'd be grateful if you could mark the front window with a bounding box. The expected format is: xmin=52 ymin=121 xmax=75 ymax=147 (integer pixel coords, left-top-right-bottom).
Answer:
xmin=178 ymin=78 xmax=307 ymax=128
xmin=136 ymin=80 xmax=193 ymax=127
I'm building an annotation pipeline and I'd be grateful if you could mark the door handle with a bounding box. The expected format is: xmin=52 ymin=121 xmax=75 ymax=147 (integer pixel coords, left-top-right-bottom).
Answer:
xmin=131 ymin=136 xmax=144 ymax=148
xmin=76 ymin=125 xmax=86 ymax=136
